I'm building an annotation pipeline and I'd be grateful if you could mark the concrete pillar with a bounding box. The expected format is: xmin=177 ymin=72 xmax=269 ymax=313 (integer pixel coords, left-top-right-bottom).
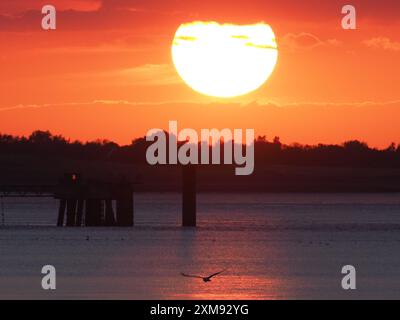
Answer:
xmin=182 ymin=165 xmax=196 ymax=227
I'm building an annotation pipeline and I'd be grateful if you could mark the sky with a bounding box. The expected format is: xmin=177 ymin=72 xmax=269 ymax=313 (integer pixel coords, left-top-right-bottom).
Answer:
xmin=0 ymin=0 xmax=399 ymax=147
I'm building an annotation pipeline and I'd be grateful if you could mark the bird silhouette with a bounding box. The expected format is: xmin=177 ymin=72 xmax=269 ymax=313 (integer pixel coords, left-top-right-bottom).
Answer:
xmin=180 ymin=269 xmax=227 ymax=282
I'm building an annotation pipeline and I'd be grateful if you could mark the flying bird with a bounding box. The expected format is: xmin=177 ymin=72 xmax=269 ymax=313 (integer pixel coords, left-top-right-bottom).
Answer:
xmin=180 ymin=269 xmax=227 ymax=282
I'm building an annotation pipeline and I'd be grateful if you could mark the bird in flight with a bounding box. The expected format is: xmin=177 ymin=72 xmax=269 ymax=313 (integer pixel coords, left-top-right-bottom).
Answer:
xmin=180 ymin=269 xmax=227 ymax=282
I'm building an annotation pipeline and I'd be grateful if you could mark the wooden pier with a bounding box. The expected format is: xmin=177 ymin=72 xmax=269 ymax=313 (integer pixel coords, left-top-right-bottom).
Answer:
xmin=0 ymin=166 xmax=197 ymax=227
xmin=53 ymin=173 xmax=134 ymax=227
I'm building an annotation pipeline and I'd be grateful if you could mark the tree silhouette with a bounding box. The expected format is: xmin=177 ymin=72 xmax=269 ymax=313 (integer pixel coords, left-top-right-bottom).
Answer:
xmin=0 ymin=131 xmax=399 ymax=168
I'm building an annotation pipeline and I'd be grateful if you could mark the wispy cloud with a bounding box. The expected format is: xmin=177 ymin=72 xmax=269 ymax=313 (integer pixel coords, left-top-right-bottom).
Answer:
xmin=38 ymin=64 xmax=181 ymax=87
xmin=1 ymin=99 xmax=400 ymax=148
xmin=2 ymin=99 xmax=400 ymax=113
xmin=279 ymin=33 xmax=341 ymax=50
xmin=363 ymin=37 xmax=400 ymax=52
xmin=115 ymin=64 xmax=181 ymax=86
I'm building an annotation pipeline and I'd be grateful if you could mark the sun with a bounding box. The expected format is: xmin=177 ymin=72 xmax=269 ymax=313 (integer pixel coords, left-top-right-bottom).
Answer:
xmin=171 ymin=21 xmax=278 ymax=98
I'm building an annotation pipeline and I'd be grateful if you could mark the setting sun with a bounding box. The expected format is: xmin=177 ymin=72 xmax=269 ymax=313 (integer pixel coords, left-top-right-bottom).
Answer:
xmin=171 ymin=21 xmax=278 ymax=98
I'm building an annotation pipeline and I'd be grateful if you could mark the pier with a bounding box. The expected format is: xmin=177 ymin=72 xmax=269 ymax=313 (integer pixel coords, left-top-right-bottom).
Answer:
xmin=0 ymin=166 xmax=197 ymax=227
xmin=54 ymin=173 xmax=134 ymax=227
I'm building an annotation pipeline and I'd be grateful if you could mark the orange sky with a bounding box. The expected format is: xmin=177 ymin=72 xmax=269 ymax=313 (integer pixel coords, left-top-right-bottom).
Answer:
xmin=0 ymin=0 xmax=399 ymax=148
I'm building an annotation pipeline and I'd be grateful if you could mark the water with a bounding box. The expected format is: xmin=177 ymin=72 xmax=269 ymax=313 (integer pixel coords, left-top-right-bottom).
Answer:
xmin=1 ymin=193 xmax=400 ymax=299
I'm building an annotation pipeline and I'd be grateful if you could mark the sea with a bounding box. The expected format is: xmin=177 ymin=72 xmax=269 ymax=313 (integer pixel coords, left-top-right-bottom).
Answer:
xmin=1 ymin=193 xmax=400 ymax=299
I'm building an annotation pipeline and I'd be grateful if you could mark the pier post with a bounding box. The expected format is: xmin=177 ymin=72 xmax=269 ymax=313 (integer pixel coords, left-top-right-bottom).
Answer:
xmin=57 ymin=199 xmax=66 ymax=227
xmin=66 ymin=199 xmax=77 ymax=226
xmin=76 ymin=199 xmax=84 ymax=226
xmin=105 ymin=199 xmax=116 ymax=226
xmin=85 ymin=199 xmax=103 ymax=226
xmin=116 ymin=191 xmax=134 ymax=226
xmin=182 ymin=165 xmax=196 ymax=227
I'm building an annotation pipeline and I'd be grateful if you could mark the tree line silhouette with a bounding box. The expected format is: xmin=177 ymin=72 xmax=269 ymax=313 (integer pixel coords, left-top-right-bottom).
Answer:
xmin=1 ymin=130 xmax=399 ymax=168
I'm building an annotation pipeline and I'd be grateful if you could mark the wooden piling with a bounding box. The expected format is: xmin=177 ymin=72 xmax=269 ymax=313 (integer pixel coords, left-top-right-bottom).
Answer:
xmin=57 ymin=199 xmax=66 ymax=227
xmin=76 ymin=199 xmax=84 ymax=226
xmin=116 ymin=192 xmax=134 ymax=226
xmin=66 ymin=199 xmax=77 ymax=226
xmin=85 ymin=199 xmax=103 ymax=226
xmin=54 ymin=173 xmax=136 ymax=228
xmin=105 ymin=199 xmax=116 ymax=226
xmin=182 ymin=165 xmax=196 ymax=227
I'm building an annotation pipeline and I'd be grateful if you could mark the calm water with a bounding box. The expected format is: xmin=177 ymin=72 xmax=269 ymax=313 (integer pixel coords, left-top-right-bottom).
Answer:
xmin=1 ymin=193 xmax=400 ymax=299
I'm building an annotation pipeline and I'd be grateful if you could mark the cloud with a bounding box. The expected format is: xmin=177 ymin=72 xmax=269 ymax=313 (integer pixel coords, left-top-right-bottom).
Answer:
xmin=0 ymin=0 xmax=103 ymax=32
xmin=2 ymin=98 xmax=400 ymax=112
xmin=279 ymin=33 xmax=341 ymax=50
xmin=110 ymin=64 xmax=181 ymax=86
xmin=363 ymin=37 xmax=400 ymax=52
xmin=0 ymin=0 xmax=102 ymax=14
xmin=15 ymin=63 xmax=181 ymax=87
